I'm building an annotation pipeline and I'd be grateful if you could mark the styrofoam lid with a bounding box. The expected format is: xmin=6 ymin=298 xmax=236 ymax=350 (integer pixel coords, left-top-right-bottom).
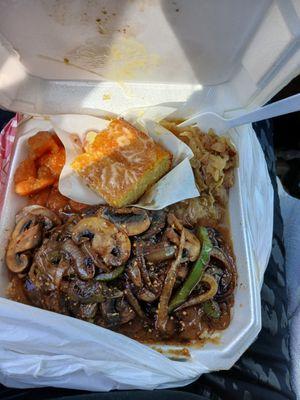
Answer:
xmin=0 ymin=0 xmax=299 ymax=114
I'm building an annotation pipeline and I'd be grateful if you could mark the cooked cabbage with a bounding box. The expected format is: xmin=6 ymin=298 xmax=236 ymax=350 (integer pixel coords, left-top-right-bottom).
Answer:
xmin=161 ymin=121 xmax=238 ymax=224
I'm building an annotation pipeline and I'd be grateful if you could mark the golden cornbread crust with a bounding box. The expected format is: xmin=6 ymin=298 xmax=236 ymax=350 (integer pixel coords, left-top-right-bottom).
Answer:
xmin=72 ymin=119 xmax=172 ymax=207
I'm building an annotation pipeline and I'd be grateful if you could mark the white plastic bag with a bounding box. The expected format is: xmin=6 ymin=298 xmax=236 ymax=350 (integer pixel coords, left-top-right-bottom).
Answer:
xmin=0 ymin=106 xmax=273 ymax=391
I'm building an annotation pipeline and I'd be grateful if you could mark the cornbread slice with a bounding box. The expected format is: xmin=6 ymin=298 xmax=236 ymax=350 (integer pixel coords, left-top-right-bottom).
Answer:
xmin=71 ymin=119 xmax=172 ymax=207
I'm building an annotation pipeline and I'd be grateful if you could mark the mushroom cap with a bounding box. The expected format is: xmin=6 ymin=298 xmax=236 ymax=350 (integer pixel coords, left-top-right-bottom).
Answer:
xmin=6 ymin=206 xmax=61 ymax=274
xmin=6 ymin=215 xmax=40 ymax=273
xmin=72 ymin=216 xmax=131 ymax=267
xmin=16 ymin=205 xmax=61 ymax=228
xmin=99 ymin=207 xmax=151 ymax=236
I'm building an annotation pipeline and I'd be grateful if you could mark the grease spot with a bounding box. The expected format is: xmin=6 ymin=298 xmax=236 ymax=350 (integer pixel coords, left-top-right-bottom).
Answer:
xmin=66 ymin=39 xmax=109 ymax=70
xmin=102 ymin=93 xmax=111 ymax=101
xmin=106 ymin=37 xmax=160 ymax=81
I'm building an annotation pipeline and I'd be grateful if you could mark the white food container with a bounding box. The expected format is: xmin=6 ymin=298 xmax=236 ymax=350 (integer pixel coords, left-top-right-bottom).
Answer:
xmin=0 ymin=0 xmax=299 ymax=391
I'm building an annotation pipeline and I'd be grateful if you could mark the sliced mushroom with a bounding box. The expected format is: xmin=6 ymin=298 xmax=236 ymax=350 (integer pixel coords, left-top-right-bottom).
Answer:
xmin=137 ymin=287 xmax=158 ymax=302
xmin=127 ymin=258 xmax=143 ymax=288
xmin=210 ymin=246 xmax=236 ymax=300
xmin=100 ymin=297 xmax=135 ymax=326
xmin=49 ymin=215 xmax=81 ymax=241
xmin=63 ymin=279 xmax=105 ymax=304
xmin=135 ymin=240 xmax=154 ymax=291
xmin=207 ymin=227 xmax=225 ymax=249
xmin=166 ymin=213 xmax=200 ymax=262
xmin=124 ymin=285 xmax=145 ymax=318
xmin=80 ymin=241 xmax=109 ymax=272
xmin=81 ymin=205 xmax=104 ymax=217
xmin=93 ymin=231 xmax=130 ymax=267
xmin=30 ymin=240 xmax=69 ymax=290
xmin=6 ymin=205 xmax=62 ymax=274
xmin=69 ymin=302 xmax=98 ymax=321
xmin=16 ymin=205 xmax=61 ymax=229
xmin=143 ymin=242 xmax=176 ymax=263
xmin=72 ymin=216 xmax=131 ymax=267
xmin=61 ymin=239 xmax=95 ymax=280
xmin=80 ymin=303 xmax=98 ymax=320
xmin=6 ymin=215 xmax=40 ymax=273
xmin=100 ymin=207 xmax=150 ymax=236
xmin=61 ymin=278 xmax=122 ymax=304
xmin=115 ymin=297 xmax=135 ymax=324
xmin=140 ymin=210 xmax=166 ymax=240
xmin=23 ymin=278 xmax=41 ymax=307
xmin=100 ymin=299 xmax=121 ymax=326
xmin=15 ymin=223 xmax=42 ymax=253
xmin=26 ymin=282 xmax=63 ymax=313
xmin=165 ymin=227 xmax=179 ymax=245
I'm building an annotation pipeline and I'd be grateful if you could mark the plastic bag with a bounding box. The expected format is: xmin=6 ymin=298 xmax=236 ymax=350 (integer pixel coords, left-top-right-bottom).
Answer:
xmin=0 ymin=106 xmax=273 ymax=391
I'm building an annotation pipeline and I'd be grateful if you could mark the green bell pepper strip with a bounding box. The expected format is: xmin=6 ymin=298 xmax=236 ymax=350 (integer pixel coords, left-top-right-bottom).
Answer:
xmin=95 ymin=265 xmax=125 ymax=282
xmin=168 ymin=227 xmax=213 ymax=313
xmin=203 ymin=299 xmax=221 ymax=319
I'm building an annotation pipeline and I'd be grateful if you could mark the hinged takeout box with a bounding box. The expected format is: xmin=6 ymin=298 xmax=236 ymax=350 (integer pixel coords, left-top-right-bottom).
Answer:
xmin=0 ymin=0 xmax=299 ymax=391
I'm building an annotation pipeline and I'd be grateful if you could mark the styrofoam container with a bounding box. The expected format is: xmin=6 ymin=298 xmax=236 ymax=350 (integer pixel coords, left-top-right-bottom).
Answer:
xmin=0 ymin=0 xmax=298 ymax=390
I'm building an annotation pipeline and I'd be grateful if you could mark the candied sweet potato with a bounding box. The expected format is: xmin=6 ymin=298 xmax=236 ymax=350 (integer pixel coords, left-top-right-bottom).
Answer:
xmin=15 ymin=176 xmax=57 ymax=196
xmin=14 ymin=131 xmax=67 ymax=198
xmin=28 ymin=131 xmax=60 ymax=159
xmin=14 ymin=159 xmax=37 ymax=184
xmin=37 ymin=165 xmax=55 ymax=180
xmin=37 ymin=147 xmax=65 ymax=177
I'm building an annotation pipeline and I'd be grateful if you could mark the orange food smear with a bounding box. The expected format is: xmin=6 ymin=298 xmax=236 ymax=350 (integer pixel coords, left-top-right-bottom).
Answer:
xmin=68 ymin=199 xmax=89 ymax=212
xmin=46 ymin=186 xmax=69 ymax=213
xmin=29 ymin=187 xmax=52 ymax=206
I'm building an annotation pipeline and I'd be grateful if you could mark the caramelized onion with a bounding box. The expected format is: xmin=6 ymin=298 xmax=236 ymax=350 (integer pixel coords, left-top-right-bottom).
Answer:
xmin=175 ymin=274 xmax=218 ymax=311
xmin=156 ymin=230 xmax=185 ymax=334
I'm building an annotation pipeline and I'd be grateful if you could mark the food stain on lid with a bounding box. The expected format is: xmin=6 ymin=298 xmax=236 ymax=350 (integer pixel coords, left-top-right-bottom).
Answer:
xmin=138 ymin=0 xmax=156 ymax=13
xmin=96 ymin=18 xmax=107 ymax=35
xmin=105 ymin=37 xmax=161 ymax=81
xmin=64 ymin=39 xmax=109 ymax=71
xmin=102 ymin=93 xmax=111 ymax=101
xmin=95 ymin=7 xmax=119 ymax=35
xmin=37 ymin=54 xmax=105 ymax=79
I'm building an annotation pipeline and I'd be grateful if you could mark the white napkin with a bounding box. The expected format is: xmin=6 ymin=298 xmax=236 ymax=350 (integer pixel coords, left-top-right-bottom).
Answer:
xmin=50 ymin=111 xmax=199 ymax=210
